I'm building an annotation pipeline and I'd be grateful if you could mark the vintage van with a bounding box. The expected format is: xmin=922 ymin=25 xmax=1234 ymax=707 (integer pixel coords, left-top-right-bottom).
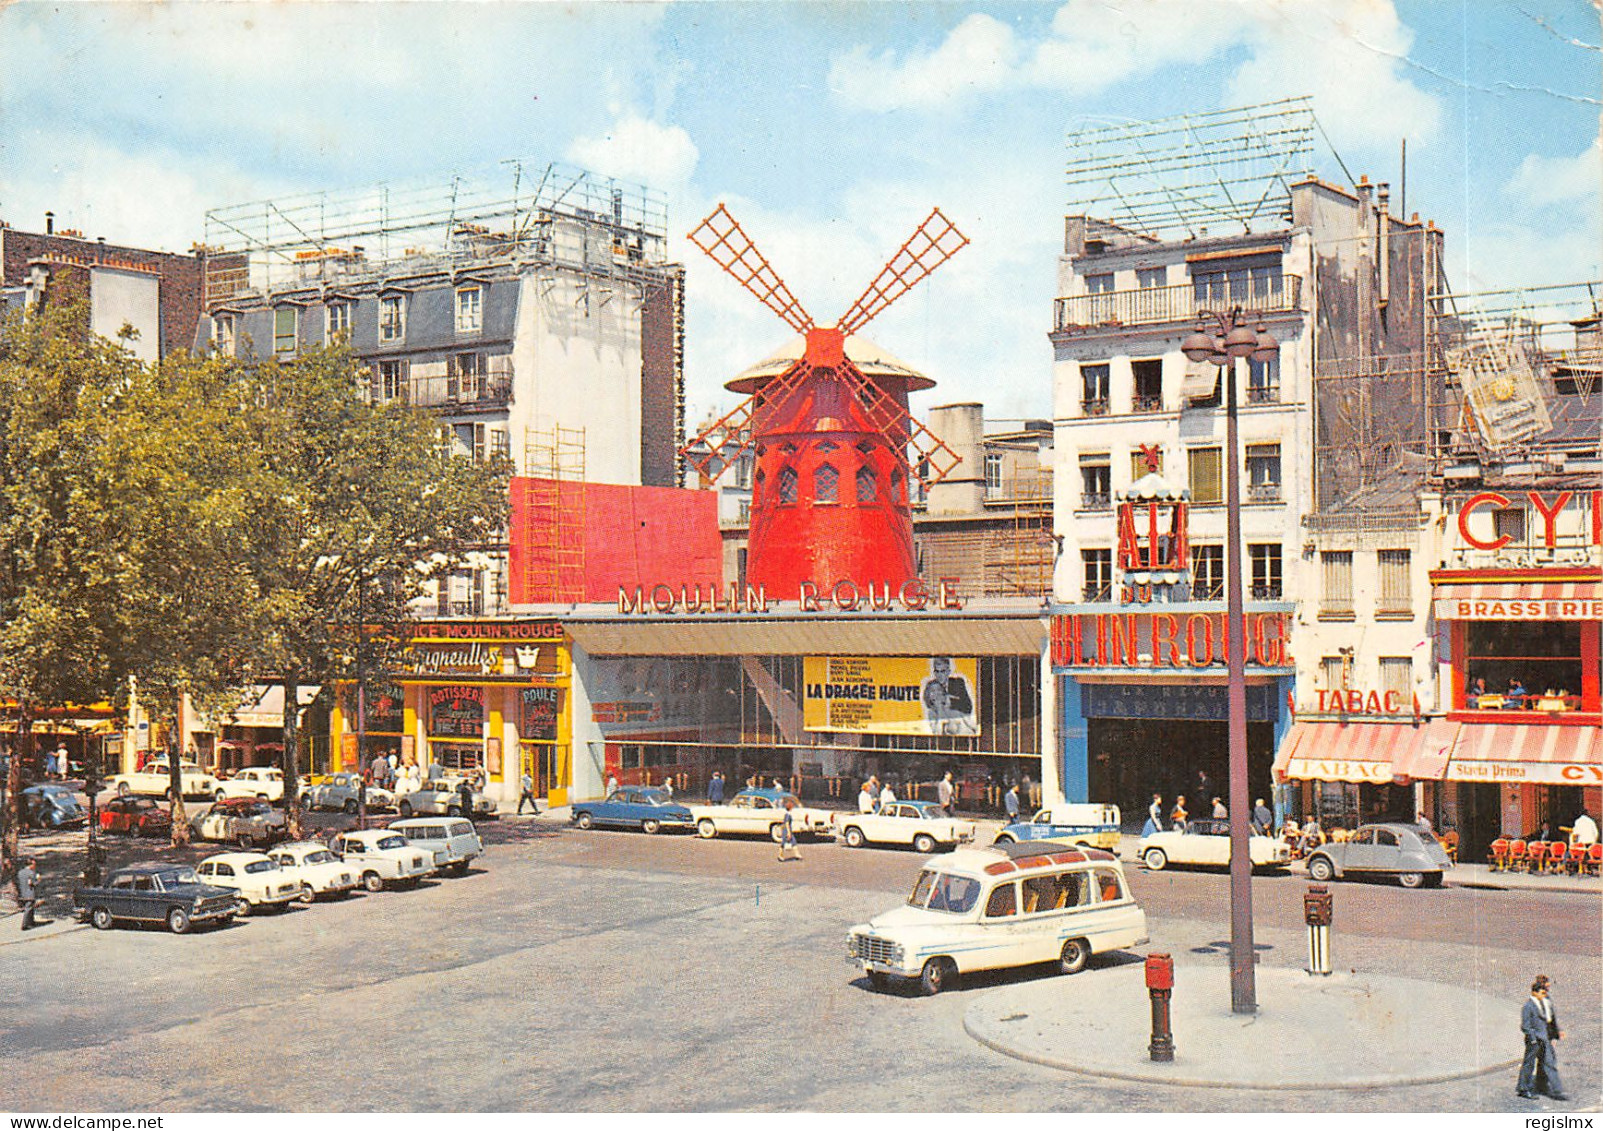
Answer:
xmin=846 ymin=841 xmax=1148 ymax=994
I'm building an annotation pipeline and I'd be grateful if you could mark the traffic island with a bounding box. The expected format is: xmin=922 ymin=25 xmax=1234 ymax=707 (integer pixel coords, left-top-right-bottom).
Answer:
xmin=964 ymin=963 xmax=1519 ymax=1090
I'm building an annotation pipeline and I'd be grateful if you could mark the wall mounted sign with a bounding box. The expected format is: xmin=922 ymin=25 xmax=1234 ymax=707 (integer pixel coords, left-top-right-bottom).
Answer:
xmin=617 ymin=577 xmax=965 ymax=615
xmin=1080 ymin=681 xmax=1278 ymax=722
xmin=802 ymin=656 xmax=980 ymax=736
xmin=428 ymin=685 xmax=484 ymax=738
xmin=1051 ymin=611 xmax=1292 ymax=670
xmin=1456 ymin=490 xmax=1603 ymax=551
xmin=519 ymin=686 xmax=563 ymax=743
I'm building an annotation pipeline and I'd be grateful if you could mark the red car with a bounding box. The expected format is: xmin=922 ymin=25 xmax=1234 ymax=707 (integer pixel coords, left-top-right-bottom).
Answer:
xmin=100 ymin=796 xmax=173 ymax=837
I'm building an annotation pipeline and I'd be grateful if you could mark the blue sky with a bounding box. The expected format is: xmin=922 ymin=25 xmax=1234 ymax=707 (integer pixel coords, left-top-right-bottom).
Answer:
xmin=2 ymin=1 xmax=1597 ymax=424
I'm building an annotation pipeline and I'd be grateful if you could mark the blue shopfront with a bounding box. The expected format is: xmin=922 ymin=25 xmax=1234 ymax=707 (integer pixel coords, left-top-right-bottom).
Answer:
xmin=1050 ymin=607 xmax=1297 ymax=829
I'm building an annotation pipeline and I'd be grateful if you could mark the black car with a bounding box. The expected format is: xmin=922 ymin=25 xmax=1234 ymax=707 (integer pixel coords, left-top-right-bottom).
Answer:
xmin=73 ymin=864 xmax=240 ymax=933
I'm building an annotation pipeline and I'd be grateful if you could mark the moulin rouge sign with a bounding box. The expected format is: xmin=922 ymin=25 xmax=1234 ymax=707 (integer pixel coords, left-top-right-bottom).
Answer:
xmin=617 ymin=577 xmax=966 ymax=615
xmin=1050 ymin=610 xmax=1292 ymax=670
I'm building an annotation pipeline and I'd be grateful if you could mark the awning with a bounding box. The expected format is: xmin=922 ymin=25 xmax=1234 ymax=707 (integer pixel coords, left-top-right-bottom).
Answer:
xmin=1432 ymin=578 xmax=1603 ymax=621
xmin=1274 ymin=718 xmax=1459 ymax=784
xmin=1444 ymin=723 xmax=1602 ymax=785
xmin=563 ymin=612 xmax=1046 ymax=657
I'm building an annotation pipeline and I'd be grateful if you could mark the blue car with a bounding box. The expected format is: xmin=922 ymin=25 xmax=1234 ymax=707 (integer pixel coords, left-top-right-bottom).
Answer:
xmin=22 ymin=784 xmax=88 ymax=830
xmin=571 ymin=787 xmax=695 ymax=835
xmin=994 ymin=804 xmax=1121 ymax=851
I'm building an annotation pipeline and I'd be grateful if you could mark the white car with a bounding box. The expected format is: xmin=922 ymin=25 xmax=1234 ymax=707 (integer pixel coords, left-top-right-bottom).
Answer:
xmin=688 ymin=787 xmax=834 ymax=841
xmin=267 ymin=841 xmax=359 ymax=904
xmin=194 ymin=851 xmax=300 ymax=915
xmin=215 ymin=766 xmax=285 ymax=802
xmin=836 ymin=801 xmax=977 ymax=853
xmin=108 ymin=760 xmax=219 ymax=800
xmin=389 ymin=818 xmax=483 ymax=875
xmin=1139 ymin=818 xmax=1292 ymax=872
xmin=396 ymin=779 xmax=496 ymax=819
xmin=300 ymin=772 xmax=395 ymax=813
xmin=328 ymin=828 xmax=435 ymax=891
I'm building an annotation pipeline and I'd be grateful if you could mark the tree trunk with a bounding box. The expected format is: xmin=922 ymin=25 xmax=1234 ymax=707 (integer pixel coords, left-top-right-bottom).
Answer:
xmin=282 ymin=673 xmax=304 ymax=841
xmin=167 ymin=731 xmax=191 ymax=848
xmin=2 ymin=702 xmax=31 ymax=883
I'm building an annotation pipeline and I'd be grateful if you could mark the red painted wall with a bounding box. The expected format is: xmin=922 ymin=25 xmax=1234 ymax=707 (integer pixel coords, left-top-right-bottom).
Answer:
xmin=509 ymin=478 xmax=722 ymax=604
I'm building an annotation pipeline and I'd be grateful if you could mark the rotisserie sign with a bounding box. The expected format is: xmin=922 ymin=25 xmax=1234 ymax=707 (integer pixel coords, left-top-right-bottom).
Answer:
xmin=428 ymin=685 xmax=484 ymax=738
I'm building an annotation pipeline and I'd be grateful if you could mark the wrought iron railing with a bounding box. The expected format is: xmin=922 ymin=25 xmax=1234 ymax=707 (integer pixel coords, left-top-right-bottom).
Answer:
xmin=1054 ymin=276 xmax=1302 ymax=333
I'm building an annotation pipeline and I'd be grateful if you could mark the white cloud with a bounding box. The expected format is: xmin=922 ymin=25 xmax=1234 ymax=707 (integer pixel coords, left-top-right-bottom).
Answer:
xmin=566 ymin=114 xmax=699 ymax=192
xmin=830 ymin=14 xmax=1020 ymax=111
xmin=1505 ymin=130 xmax=1602 ymax=207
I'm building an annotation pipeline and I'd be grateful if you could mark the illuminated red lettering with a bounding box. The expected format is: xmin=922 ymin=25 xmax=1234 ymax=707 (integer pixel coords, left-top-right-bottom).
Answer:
xmin=1185 ymin=614 xmax=1212 ymax=667
xmin=1457 ymin=491 xmax=1512 ymax=550
xmin=1109 ymin=615 xmax=1140 ymax=666
xmin=1345 ymin=690 xmax=1363 ymax=713
xmin=1153 ymin=614 xmax=1181 ymax=666
xmin=1527 ymin=490 xmax=1572 ymax=548
xmin=1383 ymin=690 xmax=1401 ymax=713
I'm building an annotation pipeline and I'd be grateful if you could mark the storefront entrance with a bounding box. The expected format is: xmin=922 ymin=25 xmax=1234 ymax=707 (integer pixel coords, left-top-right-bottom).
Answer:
xmin=1086 ymin=717 xmax=1275 ymax=831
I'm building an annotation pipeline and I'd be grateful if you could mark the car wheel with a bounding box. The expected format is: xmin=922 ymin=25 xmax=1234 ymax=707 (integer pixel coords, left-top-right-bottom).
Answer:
xmin=256 ymin=793 xmax=267 ymax=800
xmin=215 ymin=789 xmax=228 ymax=803
xmin=919 ymin=957 xmax=953 ymax=996
xmin=1425 ymin=872 xmax=1443 ymax=888
xmin=166 ymin=907 xmax=191 ymax=934
xmin=362 ymin=871 xmax=384 ymax=893
xmin=1143 ymin=848 xmax=1167 ymax=871
xmin=1397 ymin=871 xmax=1424 ymax=889
xmin=446 ymin=805 xmax=461 ymax=817
xmin=90 ymin=906 xmax=113 ymax=931
xmin=1059 ymin=938 xmax=1090 ymax=976
xmin=399 ymin=801 xmax=413 ymax=817
xmin=993 ymin=833 xmax=1015 ymax=844
xmin=697 ymin=818 xmax=718 ymax=839
xmin=1307 ymin=856 xmax=1335 ymax=882
xmin=450 ymin=860 xmax=469 ymax=876
xmin=297 ymin=884 xmax=317 ymax=905
xmin=235 ymin=898 xmax=253 ymax=917
xmin=641 ymin=818 xmax=662 ymax=835
xmin=116 ymin=782 xmax=131 ymax=799
xmin=844 ymin=826 xmax=866 ymax=848
xmin=576 ymin=811 xmax=594 ymax=830
xmin=913 ymin=834 xmax=937 ymax=854
xmin=769 ymin=823 xmax=785 ymax=844
xmin=343 ymin=799 xmax=357 ymax=814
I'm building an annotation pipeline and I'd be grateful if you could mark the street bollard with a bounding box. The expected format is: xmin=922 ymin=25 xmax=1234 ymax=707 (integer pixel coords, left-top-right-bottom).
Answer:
xmin=1145 ymin=952 xmax=1175 ymax=1062
xmin=1304 ymin=884 xmax=1333 ymax=975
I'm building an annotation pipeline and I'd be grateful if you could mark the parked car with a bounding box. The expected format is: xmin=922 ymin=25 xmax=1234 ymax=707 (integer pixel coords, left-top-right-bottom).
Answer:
xmin=1304 ymin=823 xmax=1453 ymax=889
xmin=572 ymin=787 xmax=695 ymax=834
xmin=107 ymin=760 xmax=219 ymax=800
xmin=194 ymin=852 xmax=301 ymax=915
xmin=74 ymin=863 xmax=239 ymax=934
xmin=215 ymin=766 xmax=285 ymax=802
xmin=396 ymin=778 xmax=496 ymax=819
xmin=389 ymin=817 xmax=484 ymax=875
xmin=847 ymin=841 xmax=1148 ymax=994
xmin=266 ymin=841 xmax=359 ymax=904
xmin=99 ymin=796 xmax=173 ymax=838
xmin=21 ymin=784 xmax=88 ymax=830
xmin=300 ymin=772 xmax=394 ymax=814
xmin=328 ymin=828 xmax=435 ymax=891
xmin=688 ymin=787 xmax=833 ymax=841
xmin=189 ymin=798 xmax=288 ymax=848
xmin=836 ymin=801 xmax=977 ymax=853
xmin=1139 ymin=818 xmax=1291 ymax=872
xmin=995 ymin=804 xmax=1122 ymax=851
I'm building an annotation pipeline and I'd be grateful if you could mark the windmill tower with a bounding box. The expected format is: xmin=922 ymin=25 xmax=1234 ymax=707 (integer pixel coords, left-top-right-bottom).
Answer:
xmin=682 ymin=205 xmax=968 ymax=596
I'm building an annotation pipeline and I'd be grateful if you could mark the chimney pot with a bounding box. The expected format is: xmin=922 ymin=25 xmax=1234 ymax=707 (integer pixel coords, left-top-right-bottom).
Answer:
xmin=45 ymin=211 xmax=54 ymax=235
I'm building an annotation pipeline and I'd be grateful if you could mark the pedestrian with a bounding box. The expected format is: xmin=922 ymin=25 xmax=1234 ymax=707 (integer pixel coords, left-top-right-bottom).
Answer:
xmin=1415 ymin=810 xmax=1433 ymax=833
xmin=606 ymin=772 xmax=619 ymax=797
xmin=15 ymin=857 xmax=39 ymax=931
xmin=1194 ymin=770 xmax=1211 ymax=812
xmin=1570 ymin=809 xmax=1597 ymax=846
xmin=1252 ymin=798 xmax=1273 ymax=835
xmin=1004 ymin=783 xmax=1020 ymax=823
xmin=858 ymin=779 xmax=876 ymax=814
xmin=771 ymin=777 xmax=784 ymax=791
xmin=777 ymin=797 xmax=801 ymax=862
xmin=936 ymin=771 xmax=955 ymax=816
xmin=879 ymin=779 xmax=896 ymax=809
xmin=517 ymin=771 xmax=537 ymax=815
xmin=708 ymin=771 xmax=725 ymax=805
xmin=661 ymin=776 xmax=674 ymax=800
xmin=1211 ymin=796 xmax=1227 ymax=820
xmin=1517 ymin=976 xmax=1568 ymax=1101
xmin=1143 ymin=793 xmax=1164 ymax=837
xmin=1170 ymin=795 xmax=1189 ymax=831
xmin=457 ymin=776 xmax=476 ymax=825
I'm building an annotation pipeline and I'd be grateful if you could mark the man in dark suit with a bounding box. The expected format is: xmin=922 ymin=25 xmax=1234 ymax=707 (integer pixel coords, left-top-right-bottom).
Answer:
xmin=1517 ymin=977 xmax=1568 ymax=1100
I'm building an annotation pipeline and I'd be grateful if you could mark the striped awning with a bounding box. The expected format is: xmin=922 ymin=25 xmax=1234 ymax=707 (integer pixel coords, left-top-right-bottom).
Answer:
xmin=1432 ymin=579 xmax=1603 ymax=621
xmin=1274 ymin=718 xmax=1460 ymax=784
xmin=1444 ymin=723 xmax=1602 ymax=785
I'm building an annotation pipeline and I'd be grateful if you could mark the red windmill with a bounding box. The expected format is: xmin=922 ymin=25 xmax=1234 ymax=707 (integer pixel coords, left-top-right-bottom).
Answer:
xmin=682 ymin=204 xmax=969 ymax=598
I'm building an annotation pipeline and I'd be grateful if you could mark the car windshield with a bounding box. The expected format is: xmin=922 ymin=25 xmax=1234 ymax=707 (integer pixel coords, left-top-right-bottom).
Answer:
xmin=239 ymin=803 xmax=271 ymax=816
xmin=302 ymin=850 xmax=334 ymax=865
xmin=637 ymin=791 xmax=668 ymax=806
xmin=908 ymin=869 xmax=980 ymax=914
xmin=158 ymin=868 xmax=200 ymax=886
xmin=375 ymin=835 xmax=408 ymax=850
xmin=243 ymin=860 xmax=277 ymax=874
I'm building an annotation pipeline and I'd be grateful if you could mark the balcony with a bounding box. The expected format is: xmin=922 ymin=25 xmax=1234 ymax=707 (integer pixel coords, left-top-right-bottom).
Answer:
xmin=1054 ymin=277 xmax=1302 ymax=336
xmin=408 ymin=373 xmax=513 ymax=412
xmin=1081 ymin=398 xmax=1110 ymax=417
xmin=1079 ymin=492 xmax=1111 ymax=510
xmin=1247 ymin=482 xmax=1282 ymax=503
xmin=1083 ymin=585 xmax=1113 ymax=602
xmin=1246 ymin=383 xmax=1281 ymax=404
xmin=1131 ymin=393 xmax=1164 ymax=413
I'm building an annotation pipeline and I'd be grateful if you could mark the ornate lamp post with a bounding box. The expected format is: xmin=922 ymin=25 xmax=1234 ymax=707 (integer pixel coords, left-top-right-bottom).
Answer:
xmin=1182 ymin=307 xmax=1279 ymax=1015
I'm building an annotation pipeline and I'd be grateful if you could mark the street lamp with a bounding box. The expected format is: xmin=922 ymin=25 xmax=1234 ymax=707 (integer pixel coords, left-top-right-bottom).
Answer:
xmin=1183 ymin=306 xmax=1279 ymax=1015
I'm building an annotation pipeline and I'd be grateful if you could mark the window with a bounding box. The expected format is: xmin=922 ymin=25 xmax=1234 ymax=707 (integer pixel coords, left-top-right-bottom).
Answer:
xmin=375 ymin=360 xmax=407 ymax=403
xmin=325 ymin=301 xmax=350 ymax=343
xmin=1021 ymin=870 xmax=1088 ymax=914
xmin=450 ymin=353 xmax=483 ymax=402
xmin=455 ymin=286 xmax=483 ymax=334
xmin=1192 ymin=261 xmax=1282 ymax=305
xmin=1130 ymin=448 xmax=1164 ymax=480
xmin=984 ymin=452 xmax=1004 ymax=499
xmin=1377 ymin=549 xmax=1412 ymax=616
xmin=379 ymin=294 xmax=407 ymax=343
xmin=778 ymin=467 xmax=799 ymax=505
xmin=814 ymin=463 xmax=839 ymax=504
xmin=1247 ymin=355 xmax=1280 ymax=403
xmin=1132 ymin=359 xmax=1163 ymax=412
xmin=1191 ymin=545 xmax=1224 ymax=599
xmin=1380 ymin=657 xmax=1412 ymax=703
xmin=1322 ymin=655 xmax=1346 ymax=692
xmin=273 ymin=306 xmax=298 ymax=355
xmin=1079 ymin=454 xmax=1111 ymax=509
xmin=1085 ymin=272 xmax=1115 ymax=294
xmin=1249 ymin=543 xmax=1282 ymax=599
xmin=984 ymin=882 xmax=1017 ymax=918
xmin=1188 ymin=447 xmax=1223 ymax=505
xmin=855 ymin=466 xmax=878 ymax=504
xmin=488 ymin=428 xmax=510 ymax=462
xmin=452 ymin=422 xmax=486 ymax=463
xmin=1080 ymin=363 xmax=1110 ymax=416
xmin=1092 ymin=868 xmax=1125 ymax=903
xmin=1082 ymin=548 xmax=1113 ymax=601
xmin=1494 ymin=508 xmax=1526 ymax=545
xmin=212 ymin=314 xmax=236 ymax=355
xmin=1136 ymin=266 xmax=1166 ymax=289
xmin=1320 ymin=551 xmax=1354 ymax=618
xmin=1463 ymin=621 xmax=1583 ymax=712
xmin=1246 ymin=444 xmax=1280 ymax=501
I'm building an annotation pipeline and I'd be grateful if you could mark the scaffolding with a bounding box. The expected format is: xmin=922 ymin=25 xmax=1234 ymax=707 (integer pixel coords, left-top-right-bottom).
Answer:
xmin=1064 ymin=97 xmax=1316 ymax=240
xmin=201 ymin=159 xmax=671 ymax=305
xmin=988 ymin=468 xmax=1054 ymax=599
xmin=521 ymin=425 xmax=587 ymax=603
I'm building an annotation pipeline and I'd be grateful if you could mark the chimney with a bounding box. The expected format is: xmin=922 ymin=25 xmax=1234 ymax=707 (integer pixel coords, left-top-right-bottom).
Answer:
xmin=924 ymin=403 xmax=987 ymax=516
xmin=45 ymin=211 xmax=54 ymax=235
xmin=1377 ymin=183 xmax=1391 ymax=307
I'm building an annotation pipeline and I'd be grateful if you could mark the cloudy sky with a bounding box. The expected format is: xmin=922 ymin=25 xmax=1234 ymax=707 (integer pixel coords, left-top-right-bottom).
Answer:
xmin=2 ymin=1 xmax=1597 ymax=425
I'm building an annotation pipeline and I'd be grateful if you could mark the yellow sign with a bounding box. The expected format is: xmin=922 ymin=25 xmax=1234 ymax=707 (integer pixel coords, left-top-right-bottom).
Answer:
xmin=803 ymin=656 xmax=980 ymax=736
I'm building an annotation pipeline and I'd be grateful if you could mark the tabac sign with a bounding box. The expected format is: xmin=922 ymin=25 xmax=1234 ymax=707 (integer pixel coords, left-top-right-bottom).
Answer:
xmin=1051 ymin=611 xmax=1292 ymax=671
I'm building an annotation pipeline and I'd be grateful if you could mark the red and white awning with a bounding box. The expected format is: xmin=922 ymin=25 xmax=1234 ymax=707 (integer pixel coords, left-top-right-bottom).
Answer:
xmin=1432 ymin=579 xmax=1603 ymax=621
xmin=1444 ymin=723 xmax=1603 ymax=786
xmin=1274 ymin=719 xmax=1458 ymax=784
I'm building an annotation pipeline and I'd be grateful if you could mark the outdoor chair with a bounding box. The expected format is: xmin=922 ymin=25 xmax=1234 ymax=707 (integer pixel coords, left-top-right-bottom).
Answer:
xmin=1507 ymin=839 xmax=1528 ymax=872
xmin=1489 ymin=837 xmax=1510 ymax=871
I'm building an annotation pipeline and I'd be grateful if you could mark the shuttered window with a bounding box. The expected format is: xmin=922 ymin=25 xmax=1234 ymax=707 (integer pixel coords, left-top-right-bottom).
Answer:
xmin=1379 ymin=657 xmax=1412 ymax=703
xmin=1377 ymin=550 xmax=1412 ymax=616
xmin=1188 ymin=447 xmax=1223 ymax=505
xmin=1320 ymin=551 xmax=1353 ymax=618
